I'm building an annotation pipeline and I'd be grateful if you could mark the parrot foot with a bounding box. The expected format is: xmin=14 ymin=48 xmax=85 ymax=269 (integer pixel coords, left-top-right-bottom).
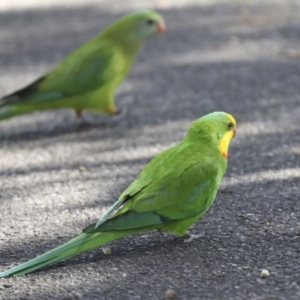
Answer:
xmin=183 ymin=232 xmax=205 ymax=243
xmin=111 ymin=107 xmax=128 ymax=121
xmin=157 ymin=229 xmax=168 ymax=237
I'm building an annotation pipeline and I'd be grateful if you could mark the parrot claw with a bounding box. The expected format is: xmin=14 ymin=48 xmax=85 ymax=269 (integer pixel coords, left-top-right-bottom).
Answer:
xmin=183 ymin=232 xmax=205 ymax=243
xmin=111 ymin=107 xmax=128 ymax=121
xmin=157 ymin=229 xmax=168 ymax=237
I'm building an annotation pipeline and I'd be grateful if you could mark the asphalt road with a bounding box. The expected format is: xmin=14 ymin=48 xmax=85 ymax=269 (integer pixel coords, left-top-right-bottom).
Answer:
xmin=0 ymin=0 xmax=300 ymax=299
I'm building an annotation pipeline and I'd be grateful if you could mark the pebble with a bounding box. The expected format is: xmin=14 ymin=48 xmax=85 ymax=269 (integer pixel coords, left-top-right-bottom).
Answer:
xmin=165 ymin=289 xmax=176 ymax=299
xmin=261 ymin=269 xmax=270 ymax=278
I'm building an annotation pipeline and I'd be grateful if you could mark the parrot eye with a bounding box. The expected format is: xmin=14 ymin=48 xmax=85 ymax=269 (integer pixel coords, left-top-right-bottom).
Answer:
xmin=227 ymin=122 xmax=234 ymax=130
xmin=146 ymin=19 xmax=155 ymax=25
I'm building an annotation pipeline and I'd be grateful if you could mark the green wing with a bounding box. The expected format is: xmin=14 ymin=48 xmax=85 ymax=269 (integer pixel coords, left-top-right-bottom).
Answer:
xmin=2 ymin=41 xmax=122 ymax=105
xmin=88 ymin=144 xmax=222 ymax=233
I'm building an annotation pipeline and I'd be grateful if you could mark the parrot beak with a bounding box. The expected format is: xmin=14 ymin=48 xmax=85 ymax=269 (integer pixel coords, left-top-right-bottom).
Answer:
xmin=233 ymin=128 xmax=237 ymax=138
xmin=156 ymin=21 xmax=166 ymax=33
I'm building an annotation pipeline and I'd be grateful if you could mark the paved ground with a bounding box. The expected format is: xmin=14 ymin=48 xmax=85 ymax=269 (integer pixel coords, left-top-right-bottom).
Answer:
xmin=0 ymin=0 xmax=300 ymax=299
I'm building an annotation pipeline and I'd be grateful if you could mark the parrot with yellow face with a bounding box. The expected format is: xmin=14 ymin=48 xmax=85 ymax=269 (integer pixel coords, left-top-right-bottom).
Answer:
xmin=0 ymin=111 xmax=236 ymax=277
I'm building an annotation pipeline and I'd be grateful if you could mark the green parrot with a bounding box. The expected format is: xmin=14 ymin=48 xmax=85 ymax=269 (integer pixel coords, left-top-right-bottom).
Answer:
xmin=0 ymin=111 xmax=237 ymax=277
xmin=0 ymin=10 xmax=165 ymax=121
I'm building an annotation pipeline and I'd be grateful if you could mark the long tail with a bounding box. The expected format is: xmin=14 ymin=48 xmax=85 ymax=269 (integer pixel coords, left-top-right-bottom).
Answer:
xmin=0 ymin=90 xmax=28 ymax=121
xmin=0 ymin=228 xmax=146 ymax=277
xmin=0 ymin=76 xmax=45 ymax=122
xmin=0 ymin=101 xmax=36 ymax=121
xmin=0 ymin=105 xmax=17 ymax=121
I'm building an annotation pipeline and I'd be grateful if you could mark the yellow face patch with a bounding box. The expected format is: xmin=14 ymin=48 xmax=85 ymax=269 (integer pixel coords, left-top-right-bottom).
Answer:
xmin=218 ymin=113 xmax=237 ymax=159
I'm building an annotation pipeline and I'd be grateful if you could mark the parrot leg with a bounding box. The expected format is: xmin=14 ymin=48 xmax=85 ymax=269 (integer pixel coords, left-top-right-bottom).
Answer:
xmin=183 ymin=231 xmax=205 ymax=243
xmin=74 ymin=109 xmax=95 ymax=126
xmin=75 ymin=108 xmax=84 ymax=117
xmin=75 ymin=108 xmax=90 ymax=124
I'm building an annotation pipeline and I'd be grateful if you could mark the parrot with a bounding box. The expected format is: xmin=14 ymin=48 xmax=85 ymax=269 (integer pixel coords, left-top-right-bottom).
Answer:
xmin=0 ymin=111 xmax=237 ymax=277
xmin=0 ymin=10 xmax=166 ymax=122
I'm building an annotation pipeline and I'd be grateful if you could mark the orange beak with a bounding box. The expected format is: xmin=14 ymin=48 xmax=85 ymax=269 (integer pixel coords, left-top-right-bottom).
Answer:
xmin=157 ymin=21 xmax=166 ymax=33
xmin=233 ymin=128 xmax=237 ymax=138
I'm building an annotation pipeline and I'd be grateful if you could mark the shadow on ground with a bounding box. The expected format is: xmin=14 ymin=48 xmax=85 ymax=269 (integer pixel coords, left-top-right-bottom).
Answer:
xmin=0 ymin=1 xmax=300 ymax=299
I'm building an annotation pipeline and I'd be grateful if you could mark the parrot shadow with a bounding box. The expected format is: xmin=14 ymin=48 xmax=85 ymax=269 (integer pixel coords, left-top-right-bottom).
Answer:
xmin=0 ymin=112 xmax=127 ymax=143
xmin=0 ymin=230 xmax=192 ymax=272
xmin=1 ymin=209 xmax=298 ymax=281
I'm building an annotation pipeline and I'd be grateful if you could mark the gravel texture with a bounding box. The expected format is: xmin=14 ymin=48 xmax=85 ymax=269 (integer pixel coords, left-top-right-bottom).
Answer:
xmin=0 ymin=0 xmax=300 ymax=299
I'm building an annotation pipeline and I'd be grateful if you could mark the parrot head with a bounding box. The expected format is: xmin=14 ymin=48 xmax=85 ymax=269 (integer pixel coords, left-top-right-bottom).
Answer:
xmin=186 ymin=112 xmax=237 ymax=159
xmin=103 ymin=10 xmax=166 ymax=42
xmin=124 ymin=10 xmax=166 ymax=38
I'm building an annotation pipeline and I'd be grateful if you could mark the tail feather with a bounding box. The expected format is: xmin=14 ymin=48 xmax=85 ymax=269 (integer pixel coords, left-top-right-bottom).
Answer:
xmin=0 ymin=105 xmax=16 ymax=121
xmin=1 ymin=76 xmax=45 ymax=105
xmin=0 ymin=228 xmax=146 ymax=277
xmin=0 ymin=102 xmax=34 ymax=121
xmin=0 ymin=90 xmax=65 ymax=121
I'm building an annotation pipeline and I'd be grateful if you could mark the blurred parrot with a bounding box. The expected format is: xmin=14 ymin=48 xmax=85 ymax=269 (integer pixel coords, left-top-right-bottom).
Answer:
xmin=0 ymin=111 xmax=237 ymax=277
xmin=0 ymin=10 xmax=166 ymax=121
